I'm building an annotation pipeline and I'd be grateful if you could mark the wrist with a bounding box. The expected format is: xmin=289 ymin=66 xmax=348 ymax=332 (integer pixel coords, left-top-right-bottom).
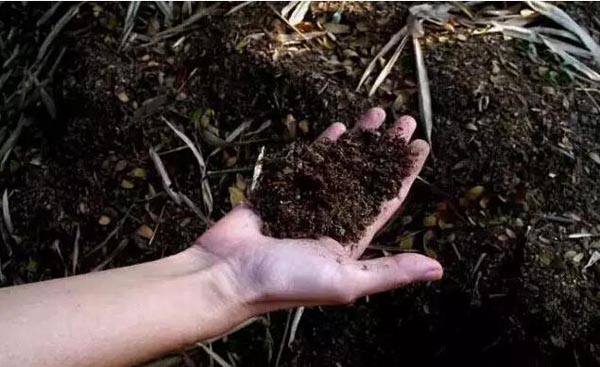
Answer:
xmin=168 ymin=247 xmax=263 ymax=343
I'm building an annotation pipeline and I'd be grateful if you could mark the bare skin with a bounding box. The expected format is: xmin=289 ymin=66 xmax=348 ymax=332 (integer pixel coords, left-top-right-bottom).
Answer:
xmin=0 ymin=108 xmax=442 ymax=367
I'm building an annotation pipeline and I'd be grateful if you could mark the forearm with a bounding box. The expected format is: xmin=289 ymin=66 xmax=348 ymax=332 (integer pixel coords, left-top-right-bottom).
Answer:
xmin=0 ymin=248 xmax=257 ymax=367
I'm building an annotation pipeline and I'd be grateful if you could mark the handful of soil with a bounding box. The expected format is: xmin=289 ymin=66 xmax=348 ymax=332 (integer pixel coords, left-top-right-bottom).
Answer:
xmin=250 ymin=129 xmax=413 ymax=243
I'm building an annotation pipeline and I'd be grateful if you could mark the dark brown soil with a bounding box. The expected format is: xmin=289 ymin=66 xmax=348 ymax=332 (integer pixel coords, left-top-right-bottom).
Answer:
xmin=251 ymin=130 xmax=411 ymax=242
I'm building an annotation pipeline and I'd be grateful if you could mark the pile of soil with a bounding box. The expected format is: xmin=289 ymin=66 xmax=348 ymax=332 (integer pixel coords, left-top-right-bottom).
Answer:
xmin=251 ymin=130 xmax=412 ymax=242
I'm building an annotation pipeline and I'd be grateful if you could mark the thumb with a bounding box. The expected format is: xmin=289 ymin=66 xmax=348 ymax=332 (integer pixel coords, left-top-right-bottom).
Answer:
xmin=341 ymin=253 xmax=442 ymax=299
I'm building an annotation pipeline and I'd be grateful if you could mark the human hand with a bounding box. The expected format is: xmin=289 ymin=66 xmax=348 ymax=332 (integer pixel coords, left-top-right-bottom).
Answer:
xmin=191 ymin=107 xmax=442 ymax=312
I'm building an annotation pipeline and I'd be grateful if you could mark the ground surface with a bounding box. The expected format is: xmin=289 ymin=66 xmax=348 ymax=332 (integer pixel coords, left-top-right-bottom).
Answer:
xmin=1 ymin=2 xmax=599 ymax=367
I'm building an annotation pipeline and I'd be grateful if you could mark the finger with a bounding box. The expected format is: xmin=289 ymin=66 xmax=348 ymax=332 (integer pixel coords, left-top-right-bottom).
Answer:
xmin=353 ymin=107 xmax=386 ymax=132
xmin=351 ymin=140 xmax=430 ymax=258
xmin=317 ymin=122 xmax=347 ymax=142
xmin=341 ymin=253 xmax=443 ymax=300
xmin=387 ymin=115 xmax=417 ymax=141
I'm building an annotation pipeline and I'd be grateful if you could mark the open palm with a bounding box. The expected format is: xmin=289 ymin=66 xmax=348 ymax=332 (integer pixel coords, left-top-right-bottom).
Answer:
xmin=192 ymin=108 xmax=442 ymax=309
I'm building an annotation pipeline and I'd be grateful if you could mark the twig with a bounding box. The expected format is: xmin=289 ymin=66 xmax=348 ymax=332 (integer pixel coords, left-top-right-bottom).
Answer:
xmin=451 ymin=242 xmax=462 ymax=261
xmin=37 ymin=2 xmax=63 ymax=27
xmin=149 ymin=147 xmax=181 ymax=204
xmin=267 ymin=3 xmax=309 ymax=42
xmin=84 ymin=205 xmax=135 ymax=258
xmin=179 ymin=192 xmax=208 ymax=224
xmin=2 ymin=189 xmax=14 ymax=234
xmin=225 ymin=1 xmax=254 ymax=16
xmin=275 ymin=310 xmax=293 ymax=367
xmin=71 ymin=224 xmax=80 ymax=275
xmin=577 ymin=84 xmax=600 ymax=112
xmin=207 ymin=167 xmax=253 ymax=176
xmin=471 ymin=253 xmax=487 ymax=279
xmin=197 ymin=344 xmax=232 ymax=367
xmin=92 ymin=239 xmax=129 ymax=272
xmin=37 ymin=4 xmax=80 ymax=62
xmin=148 ymin=205 xmax=166 ymax=246
xmin=163 ymin=116 xmax=213 ymax=216
xmin=288 ymin=307 xmax=304 ymax=347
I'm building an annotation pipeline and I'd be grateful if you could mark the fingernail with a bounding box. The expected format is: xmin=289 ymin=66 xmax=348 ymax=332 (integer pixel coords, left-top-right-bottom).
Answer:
xmin=423 ymin=265 xmax=443 ymax=281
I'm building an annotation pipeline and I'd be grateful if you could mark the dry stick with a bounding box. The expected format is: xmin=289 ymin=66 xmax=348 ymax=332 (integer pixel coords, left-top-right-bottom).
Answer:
xmin=412 ymin=34 xmax=433 ymax=149
xmin=0 ymin=215 xmax=12 ymax=257
xmin=267 ymin=3 xmax=309 ymax=42
xmin=120 ymin=1 xmax=141 ymax=50
xmin=356 ymin=26 xmax=407 ymax=91
xmin=2 ymin=189 xmax=13 ymax=234
xmin=207 ymin=167 xmax=253 ymax=176
xmin=197 ymin=344 xmax=232 ymax=367
xmin=149 ymin=147 xmax=181 ymax=204
xmin=368 ymin=33 xmax=409 ymax=97
xmin=225 ymin=1 xmax=254 ymax=16
xmin=71 ymin=224 xmax=80 ymax=275
xmin=84 ymin=205 xmax=135 ymax=258
xmin=37 ymin=2 xmax=63 ymax=27
xmin=288 ymin=307 xmax=305 ymax=347
xmin=163 ymin=116 xmax=213 ymax=216
xmin=179 ymin=193 xmax=208 ymax=224
xmin=144 ymin=3 xmax=221 ymax=46
xmin=37 ymin=4 xmax=80 ymax=62
xmin=275 ymin=310 xmax=293 ymax=367
xmin=92 ymin=239 xmax=129 ymax=272
xmin=148 ymin=204 xmax=166 ymax=247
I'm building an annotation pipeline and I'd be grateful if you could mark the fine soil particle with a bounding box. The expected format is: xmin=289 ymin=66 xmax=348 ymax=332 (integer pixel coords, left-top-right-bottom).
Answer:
xmin=251 ymin=130 xmax=412 ymax=242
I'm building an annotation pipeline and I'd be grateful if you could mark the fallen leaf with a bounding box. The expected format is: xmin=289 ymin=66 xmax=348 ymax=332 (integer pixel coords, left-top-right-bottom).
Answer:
xmin=466 ymin=185 xmax=485 ymax=201
xmin=130 ymin=167 xmax=147 ymax=179
xmin=229 ymin=186 xmax=245 ymax=207
xmin=117 ymin=91 xmax=129 ymax=103
xmin=423 ymin=214 xmax=438 ymax=227
xmin=298 ymin=120 xmax=310 ymax=134
xmin=98 ymin=215 xmax=111 ymax=226
xmin=121 ymin=179 xmax=135 ymax=189
xmin=137 ymin=224 xmax=154 ymax=240
xmin=399 ymin=236 xmax=414 ymax=250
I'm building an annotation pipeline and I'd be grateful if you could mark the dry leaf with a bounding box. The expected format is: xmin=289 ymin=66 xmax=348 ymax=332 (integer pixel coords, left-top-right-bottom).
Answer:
xmin=130 ymin=167 xmax=147 ymax=179
xmin=298 ymin=120 xmax=310 ymax=134
xmin=466 ymin=185 xmax=485 ymax=201
xmin=98 ymin=215 xmax=111 ymax=226
xmin=137 ymin=224 xmax=154 ymax=240
xmin=116 ymin=91 xmax=129 ymax=103
xmin=229 ymin=186 xmax=246 ymax=207
xmin=121 ymin=179 xmax=135 ymax=189
xmin=423 ymin=214 xmax=438 ymax=227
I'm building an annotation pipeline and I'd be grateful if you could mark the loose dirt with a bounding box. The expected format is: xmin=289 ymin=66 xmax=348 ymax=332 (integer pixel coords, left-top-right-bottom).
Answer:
xmin=251 ymin=130 xmax=412 ymax=242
